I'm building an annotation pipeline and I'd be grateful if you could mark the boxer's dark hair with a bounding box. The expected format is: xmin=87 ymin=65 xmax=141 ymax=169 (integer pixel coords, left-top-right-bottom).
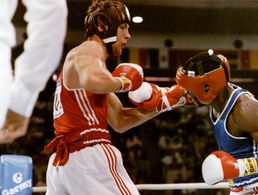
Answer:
xmin=85 ymin=0 xmax=130 ymax=44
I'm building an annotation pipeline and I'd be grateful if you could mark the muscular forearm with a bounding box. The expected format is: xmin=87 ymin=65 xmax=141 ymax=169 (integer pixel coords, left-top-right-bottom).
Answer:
xmin=82 ymin=74 xmax=122 ymax=94
xmin=111 ymin=108 xmax=158 ymax=133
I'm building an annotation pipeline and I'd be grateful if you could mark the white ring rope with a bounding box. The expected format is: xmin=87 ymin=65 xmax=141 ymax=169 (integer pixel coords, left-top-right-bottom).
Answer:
xmin=136 ymin=182 xmax=229 ymax=190
xmin=32 ymin=182 xmax=229 ymax=192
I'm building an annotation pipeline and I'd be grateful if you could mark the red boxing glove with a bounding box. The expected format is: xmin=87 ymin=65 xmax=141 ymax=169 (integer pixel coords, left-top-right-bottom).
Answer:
xmin=128 ymin=82 xmax=192 ymax=113
xmin=202 ymin=150 xmax=258 ymax=185
xmin=128 ymin=82 xmax=161 ymax=110
xmin=157 ymin=84 xmax=192 ymax=113
xmin=112 ymin=63 xmax=144 ymax=92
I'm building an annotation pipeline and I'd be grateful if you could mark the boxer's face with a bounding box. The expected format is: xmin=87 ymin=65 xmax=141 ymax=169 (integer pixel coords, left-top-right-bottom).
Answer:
xmin=188 ymin=91 xmax=202 ymax=106
xmin=112 ymin=23 xmax=131 ymax=56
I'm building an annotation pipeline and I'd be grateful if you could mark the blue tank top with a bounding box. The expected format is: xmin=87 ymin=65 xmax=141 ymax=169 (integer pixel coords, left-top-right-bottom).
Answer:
xmin=209 ymin=83 xmax=258 ymax=187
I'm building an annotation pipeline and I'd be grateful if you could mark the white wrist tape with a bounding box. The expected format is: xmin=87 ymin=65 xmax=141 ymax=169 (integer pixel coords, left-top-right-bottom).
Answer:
xmin=116 ymin=77 xmax=132 ymax=93
xmin=157 ymin=88 xmax=171 ymax=113
xmin=237 ymin=158 xmax=258 ymax=177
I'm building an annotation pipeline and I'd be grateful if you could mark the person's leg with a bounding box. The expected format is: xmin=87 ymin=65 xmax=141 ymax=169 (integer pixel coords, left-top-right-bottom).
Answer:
xmin=62 ymin=144 xmax=140 ymax=195
xmin=102 ymin=144 xmax=140 ymax=195
xmin=46 ymin=154 xmax=69 ymax=195
xmin=0 ymin=0 xmax=18 ymax=128
xmin=0 ymin=0 xmax=67 ymax=143
xmin=10 ymin=0 xmax=67 ymax=117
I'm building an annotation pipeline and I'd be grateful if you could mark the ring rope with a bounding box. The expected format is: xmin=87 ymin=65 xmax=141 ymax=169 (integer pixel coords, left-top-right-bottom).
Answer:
xmin=144 ymin=76 xmax=257 ymax=83
xmin=136 ymin=182 xmax=229 ymax=190
xmin=32 ymin=182 xmax=229 ymax=192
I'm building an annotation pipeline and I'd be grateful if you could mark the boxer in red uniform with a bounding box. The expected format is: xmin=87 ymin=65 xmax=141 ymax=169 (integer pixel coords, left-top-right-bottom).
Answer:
xmin=44 ymin=1 xmax=190 ymax=194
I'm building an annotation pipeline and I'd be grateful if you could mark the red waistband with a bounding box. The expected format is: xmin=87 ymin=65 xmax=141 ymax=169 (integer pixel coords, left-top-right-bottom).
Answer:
xmin=44 ymin=129 xmax=111 ymax=166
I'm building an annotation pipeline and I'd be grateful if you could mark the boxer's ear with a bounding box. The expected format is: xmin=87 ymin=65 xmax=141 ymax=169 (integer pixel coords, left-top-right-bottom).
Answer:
xmin=96 ymin=15 xmax=109 ymax=33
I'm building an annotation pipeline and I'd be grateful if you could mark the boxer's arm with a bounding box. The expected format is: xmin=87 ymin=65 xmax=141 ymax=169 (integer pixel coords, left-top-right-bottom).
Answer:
xmin=232 ymin=95 xmax=258 ymax=142
xmin=128 ymin=82 xmax=193 ymax=113
xmin=64 ymin=44 xmax=122 ymax=93
xmin=65 ymin=44 xmax=143 ymax=94
xmin=63 ymin=43 xmax=121 ymax=93
xmin=107 ymin=93 xmax=158 ymax=133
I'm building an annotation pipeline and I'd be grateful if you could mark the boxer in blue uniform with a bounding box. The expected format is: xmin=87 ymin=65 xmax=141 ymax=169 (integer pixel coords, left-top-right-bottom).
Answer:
xmin=176 ymin=49 xmax=258 ymax=194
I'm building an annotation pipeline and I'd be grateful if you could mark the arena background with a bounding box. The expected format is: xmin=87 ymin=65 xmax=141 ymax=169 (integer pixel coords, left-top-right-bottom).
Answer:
xmin=2 ymin=1 xmax=258 ymax=194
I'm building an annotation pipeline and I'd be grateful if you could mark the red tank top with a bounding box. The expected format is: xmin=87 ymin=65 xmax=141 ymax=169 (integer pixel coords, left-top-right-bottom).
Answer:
xmin=45 ymin=72 xmax=111 ymax=166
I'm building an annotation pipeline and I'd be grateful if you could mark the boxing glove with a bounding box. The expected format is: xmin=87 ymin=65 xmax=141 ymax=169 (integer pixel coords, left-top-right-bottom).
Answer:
xmin=128 ymin=82 xmax=191 ymax=113
xmin=112 ymin=63 xmax=144 ymax=92
xmin=128 ymin=82 xmax=161 ymax=110
xmin=202 ymin=150 xmax=258 ymax=186
xmin=157 ymin=84 xmax=192 ymax=113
